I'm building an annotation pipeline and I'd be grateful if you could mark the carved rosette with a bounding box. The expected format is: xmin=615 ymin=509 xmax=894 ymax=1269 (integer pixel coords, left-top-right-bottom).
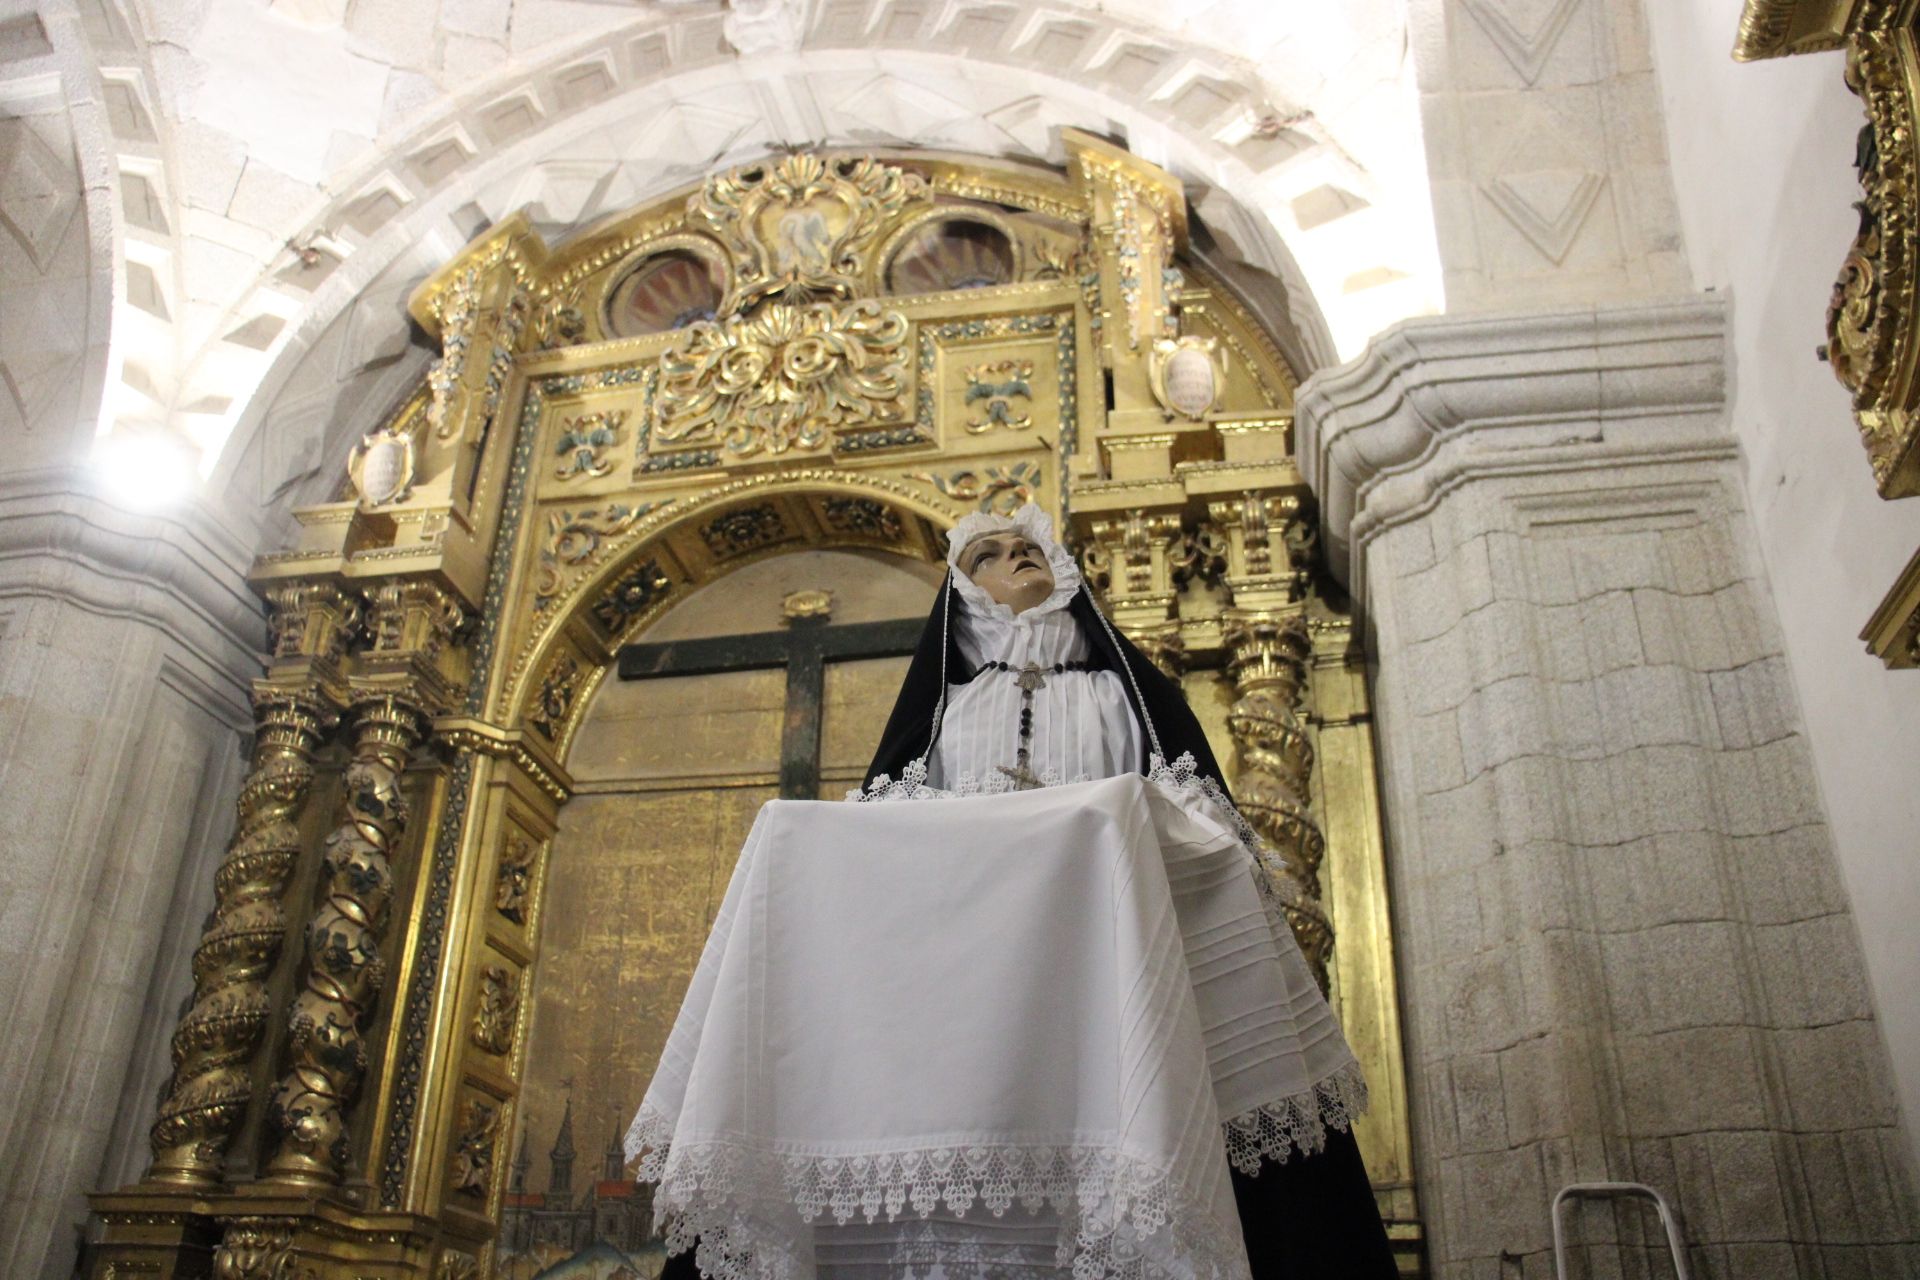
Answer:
xmin=147 ymin=584 xmax=355 ymax=1186
xmin=1223 ymin=608 xmax=1333 ymax=989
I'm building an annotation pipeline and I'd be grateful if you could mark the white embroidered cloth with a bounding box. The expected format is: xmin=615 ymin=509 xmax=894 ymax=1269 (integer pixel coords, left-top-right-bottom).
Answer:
xmin=625 ymin=773 xmax=1364 ymax=1280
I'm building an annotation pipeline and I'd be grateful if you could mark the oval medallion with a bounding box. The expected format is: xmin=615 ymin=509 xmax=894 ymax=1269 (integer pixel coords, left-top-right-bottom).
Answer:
xmin=1164 ymin=347 xmax=1218 ymax=419
xmin=358 ymin=432 xmax=411 ymax=506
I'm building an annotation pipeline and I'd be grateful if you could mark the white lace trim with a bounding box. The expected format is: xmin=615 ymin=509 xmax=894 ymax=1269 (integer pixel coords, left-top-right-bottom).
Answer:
xmin=1219 ymin=1059 xmax=1368 ymax=1175
xmin=625 ymin=1102 xmax=1251 ymax=1280
xmin=841 ymin=752 xmax=1370 ymax=1172
xmin=628 ymin=1060 xmax=1370 ymax=1203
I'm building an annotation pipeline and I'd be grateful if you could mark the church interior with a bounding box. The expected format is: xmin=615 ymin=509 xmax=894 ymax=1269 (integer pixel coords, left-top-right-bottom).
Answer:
xmin=3 ymin=0 xmax=1919 ymax=1276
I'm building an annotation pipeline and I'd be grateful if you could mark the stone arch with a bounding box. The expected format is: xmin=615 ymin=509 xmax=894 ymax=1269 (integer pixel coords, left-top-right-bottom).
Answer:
xmin=186 ymin=12 xmax=1436 ymax=511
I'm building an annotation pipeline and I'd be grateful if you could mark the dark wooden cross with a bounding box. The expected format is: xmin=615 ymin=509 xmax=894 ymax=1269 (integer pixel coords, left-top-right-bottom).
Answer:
xmin=616 ymin=616 xmax=924 ymax=799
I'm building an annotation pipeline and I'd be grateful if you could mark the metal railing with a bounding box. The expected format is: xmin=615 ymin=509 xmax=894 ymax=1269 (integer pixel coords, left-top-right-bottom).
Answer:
xmin=1551 ymin=1182 xmax=1690 ymax=1280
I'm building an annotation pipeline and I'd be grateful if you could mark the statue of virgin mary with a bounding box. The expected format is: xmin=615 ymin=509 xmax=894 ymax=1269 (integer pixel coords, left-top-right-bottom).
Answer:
xmin=630 ymin=503 xmax=1398 ymax=1279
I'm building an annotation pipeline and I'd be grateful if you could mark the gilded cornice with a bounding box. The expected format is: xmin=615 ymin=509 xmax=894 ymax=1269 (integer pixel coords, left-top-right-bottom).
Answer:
xmin=1861 ymin=543 xmax=1920 ymax=666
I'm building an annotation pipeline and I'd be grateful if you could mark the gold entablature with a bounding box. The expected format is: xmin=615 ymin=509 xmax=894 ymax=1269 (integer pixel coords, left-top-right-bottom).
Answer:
xmin=1735 ymin=0 xmax=1920 ymax=668
xmin=87 ymin=135 xmax=1424 ymax=1278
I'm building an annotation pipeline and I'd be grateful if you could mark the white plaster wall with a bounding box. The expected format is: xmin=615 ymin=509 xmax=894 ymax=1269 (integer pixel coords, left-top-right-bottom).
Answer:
xmin=1642 ymin=1 xmax=1920 ymax=1171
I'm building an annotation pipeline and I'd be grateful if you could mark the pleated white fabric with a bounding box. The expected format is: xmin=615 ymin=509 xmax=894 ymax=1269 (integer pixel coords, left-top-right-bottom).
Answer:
xmin=625 ymin=774 xmax=1365 ymax=1280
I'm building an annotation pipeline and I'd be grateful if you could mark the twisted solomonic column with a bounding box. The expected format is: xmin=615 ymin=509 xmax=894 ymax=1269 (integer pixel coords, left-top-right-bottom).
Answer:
xmin=147 ymin=582 xmax=356 ymax=1186
xmin=264 ymin=580 xmax=459 ymax=1185
xmin=1223 ymin=607 xmax=1334 ymax=989
xmin=147 ymin=690 xmax=334 ymax=1184
xmin=263 ymin=691 xmax=425 ymax=1184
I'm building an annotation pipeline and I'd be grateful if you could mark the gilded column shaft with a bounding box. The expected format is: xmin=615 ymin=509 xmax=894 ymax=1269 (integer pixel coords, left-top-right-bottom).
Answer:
xmin=146 ymin=581 xmax=356 ymax=1187
xmin=146 ymin=690 xmax=333 ymax=1185
xmin=264 ymin=691 xmax=424 ymax=1184
xmin=1224 ymin=608 xmax=1334 ymax=988
xmin=265 ymin=580 xmax=461 ymax=1186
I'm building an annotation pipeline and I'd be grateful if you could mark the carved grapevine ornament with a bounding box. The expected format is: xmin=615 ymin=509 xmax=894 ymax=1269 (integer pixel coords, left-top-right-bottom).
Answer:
xmin=654 ymin=300 xmax=911 ymax=458
xmin=690 ymin=153 xmax=931 ymax=313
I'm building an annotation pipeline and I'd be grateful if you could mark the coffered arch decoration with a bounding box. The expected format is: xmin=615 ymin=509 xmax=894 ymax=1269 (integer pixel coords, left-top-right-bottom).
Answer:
xmin=88 ymin=136 xmax=1425 ymax=1279
xmin=505 ymin=478 xmax=954 ymax=763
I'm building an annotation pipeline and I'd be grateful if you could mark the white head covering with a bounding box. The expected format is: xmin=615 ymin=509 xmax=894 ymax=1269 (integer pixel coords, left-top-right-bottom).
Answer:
xmin=943 ymin=504 xmax=1086 ymax=671
xmin=944 ymin=502 xmax=1083 ymax=624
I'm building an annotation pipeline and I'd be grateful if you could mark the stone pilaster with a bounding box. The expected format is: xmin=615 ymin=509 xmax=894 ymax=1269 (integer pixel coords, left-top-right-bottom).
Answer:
xmin=1296 ymin=299 xmax=1920 ymax=1274
xmin=0 ymin=472 xmax=262 ymax=1278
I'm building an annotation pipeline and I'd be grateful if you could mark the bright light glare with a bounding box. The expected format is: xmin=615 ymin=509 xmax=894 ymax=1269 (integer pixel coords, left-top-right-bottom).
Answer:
xmin=93 ymin=432 xmax=200 ymax=511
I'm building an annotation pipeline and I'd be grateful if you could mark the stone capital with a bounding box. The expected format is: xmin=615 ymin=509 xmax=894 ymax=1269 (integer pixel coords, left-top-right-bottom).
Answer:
xmin=1292 ymin=298 xmax=1730 ymax=605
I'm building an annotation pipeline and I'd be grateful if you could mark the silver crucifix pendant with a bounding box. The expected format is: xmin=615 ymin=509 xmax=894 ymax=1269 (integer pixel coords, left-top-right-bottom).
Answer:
xmin=995 ymin=763 xmax=1047 ymax=790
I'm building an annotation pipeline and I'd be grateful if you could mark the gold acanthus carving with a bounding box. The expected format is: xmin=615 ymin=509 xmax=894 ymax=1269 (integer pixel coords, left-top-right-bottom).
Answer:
xmin=449 ymin=1097 xmax=499 ymax=1198
xmin=426 ymin=264 xmax=531 ymax=441
xmin=690 ymin=153 xmax=931 ymax=313
xmin=1223 ymin=608 xmax=1334 ymax=990
xmin=146 ymin=683 xmax=336 ymax=1186
xmin=1127 ymin=620 xmax=1187 ymax=681
xmin=1210 ymin=492 xmax=1313 ymax=595
xmin=264 ymin=587 xmax=460 ymax=1185
xmin=1732 ymin=0 xmax=1853 ymax=61
xmin=654 ymin=301 xmax=911 ymax=458
xmin=495 ymin=834 xmax=537 ymax=924
xmin=534 ymin=500 xmax=674 ymax=610
xmin=1083 ymin=509 xmax=1185 ymax=603
xmin=264 ymin=691 xmax=424 ymax=1184
xmin=365 ymin=580 xmax=466 ymax=660
xmin=264 ymin=581 xmax=361 ymax=665
xmin=553 ymin=410 xmax=627 ymax=480
xmin=498 ymin=469 xmax=957 ymax=718
xmin=471 ymin=964 xmax=521 ymax=1055
xmin=213 ymin=1216 xmax=303 ymax=1280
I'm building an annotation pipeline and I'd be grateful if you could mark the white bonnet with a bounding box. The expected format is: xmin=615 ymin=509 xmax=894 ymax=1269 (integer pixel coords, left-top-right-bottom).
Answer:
xmin=944 ymin=502 xmax=1082 ymax=624
xmin=944 ymin=502 xmax=1061 ymax=568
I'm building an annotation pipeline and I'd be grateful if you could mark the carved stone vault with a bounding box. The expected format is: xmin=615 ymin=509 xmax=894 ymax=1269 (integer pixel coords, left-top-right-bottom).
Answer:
xmin=86 ymin=136 xmax=1424 ymax=1277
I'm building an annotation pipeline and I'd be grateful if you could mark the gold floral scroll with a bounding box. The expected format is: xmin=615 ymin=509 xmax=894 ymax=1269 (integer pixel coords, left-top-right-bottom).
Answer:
xmin=653 ymin=300 xmax=911 ymax=459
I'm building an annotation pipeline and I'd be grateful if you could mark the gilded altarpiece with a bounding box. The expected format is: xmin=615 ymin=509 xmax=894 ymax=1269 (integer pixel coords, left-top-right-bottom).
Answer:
xmin=1735 ymin=0 xmax=1920 ymax=666
xmin=88 ymin=137 xmax=1424 ymax=1278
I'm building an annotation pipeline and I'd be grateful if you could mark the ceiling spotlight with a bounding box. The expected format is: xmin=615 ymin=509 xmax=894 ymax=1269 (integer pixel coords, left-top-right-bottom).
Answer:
xmin=93 ymin=430 xmax=199 ymax=511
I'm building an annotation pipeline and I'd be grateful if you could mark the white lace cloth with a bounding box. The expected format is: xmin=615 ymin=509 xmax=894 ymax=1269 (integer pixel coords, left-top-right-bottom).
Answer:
xmin=626 ymin=772 xmax=1366 ymax=1280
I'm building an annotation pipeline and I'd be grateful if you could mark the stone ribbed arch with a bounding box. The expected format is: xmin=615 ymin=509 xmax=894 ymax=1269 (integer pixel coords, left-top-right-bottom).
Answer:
xmin=197 ymin=20 xmax=1389 ymax=506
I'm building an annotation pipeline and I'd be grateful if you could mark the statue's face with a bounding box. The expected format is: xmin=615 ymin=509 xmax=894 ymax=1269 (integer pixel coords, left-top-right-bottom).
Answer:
xmin=959 ymin=531 xmax=1056 ymax=614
